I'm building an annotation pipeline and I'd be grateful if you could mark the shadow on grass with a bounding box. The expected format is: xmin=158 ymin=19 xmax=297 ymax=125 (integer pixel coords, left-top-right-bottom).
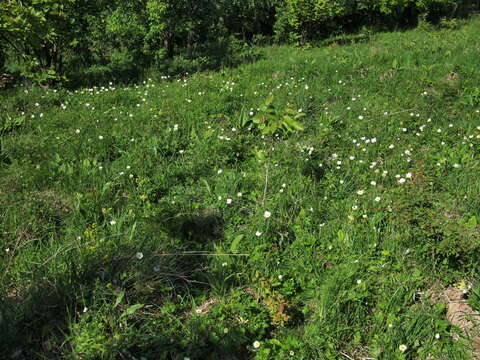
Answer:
xmin=66 ymin=39 xmax=263 ymax=90
xmin=0 ymin=211 xmax=225 ymax=358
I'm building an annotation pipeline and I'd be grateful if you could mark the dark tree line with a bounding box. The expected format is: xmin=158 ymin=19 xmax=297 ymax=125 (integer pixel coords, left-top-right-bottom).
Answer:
xmin=0 ymin=0 xmax=477 ymax=85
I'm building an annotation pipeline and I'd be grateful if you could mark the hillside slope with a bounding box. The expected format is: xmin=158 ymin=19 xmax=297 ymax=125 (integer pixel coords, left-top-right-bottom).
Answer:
xmin=1 ymin=16 xmax=480 ymax=359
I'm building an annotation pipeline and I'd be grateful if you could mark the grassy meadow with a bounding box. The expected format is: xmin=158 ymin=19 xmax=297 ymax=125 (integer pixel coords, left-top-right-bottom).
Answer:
xmin=2 ymin=16 xmax=480 ymax=359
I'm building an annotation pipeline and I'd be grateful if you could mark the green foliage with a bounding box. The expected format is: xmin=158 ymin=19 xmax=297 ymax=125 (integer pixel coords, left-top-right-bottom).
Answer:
xmin=0 ymin=0 xmax=79 ymax=81
xmin=146 ymin=0 xmax=217 ymax=58
xmin=274 ymin=0 xmax=479 ymax=42
xmin=246 ymin=95 xmax=305 ymax=136
xmin=460 ymin=87 xmax=480 ymax=107
xmin=220 ymin=0 xmax=279 ymax=39
xmin=1 ymin=0 xmax=478 ymax=84
xmin=69 ymin=312 xmax=114 ymax=359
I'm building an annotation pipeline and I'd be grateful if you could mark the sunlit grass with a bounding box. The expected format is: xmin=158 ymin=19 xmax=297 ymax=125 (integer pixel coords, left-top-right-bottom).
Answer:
xmin=1 ymin=15 xmax=480 ymax=359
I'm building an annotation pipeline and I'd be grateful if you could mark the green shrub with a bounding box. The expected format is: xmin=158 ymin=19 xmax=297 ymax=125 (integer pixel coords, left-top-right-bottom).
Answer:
xmin=245 ymin=95 xmax=305 ymax=137
xmin=273 ymin=0 xmax=479 ymax=43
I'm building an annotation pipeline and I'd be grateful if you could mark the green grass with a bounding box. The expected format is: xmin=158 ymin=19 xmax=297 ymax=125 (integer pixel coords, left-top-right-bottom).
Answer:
xmin=2 ymin=16 xmax=480 ymax=359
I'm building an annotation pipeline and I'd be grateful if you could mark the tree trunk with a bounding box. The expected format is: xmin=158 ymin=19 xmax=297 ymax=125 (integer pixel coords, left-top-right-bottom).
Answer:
xmin=164 ymin=32 xmax=174 ymax=58
xmin=0 ymin=49 xmax=5 ymax=72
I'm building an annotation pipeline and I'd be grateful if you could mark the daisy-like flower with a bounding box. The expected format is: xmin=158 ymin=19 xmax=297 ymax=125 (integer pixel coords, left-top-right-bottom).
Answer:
xmin=263 ymin=211 xmax=271 ymax=218
xmin=352 ymin=205 xmax=359 ymax=210
xmin=375 ymin=196 xmax=381 ymax=202
xmin=226 ymin=198 xmax=232 ymax=205
xmin=398 ymin=178 xmax=406 ymax=184
xmin=357 ymin=190 xmax=365 ymax=195
xmin=109 ymin=220 xmax=116 ymax=225
xmin=399 ymin=344 xmax=407 ymax=353
xmin=135 ymin=252 xmax=144 ymax=260
xmin=255 ymin=231 xmax=262 ymax=237
xmin=253 ymin=341 xmax=261 ymax=349
xmin=98 ymin=135 xmax=104 ymax=140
